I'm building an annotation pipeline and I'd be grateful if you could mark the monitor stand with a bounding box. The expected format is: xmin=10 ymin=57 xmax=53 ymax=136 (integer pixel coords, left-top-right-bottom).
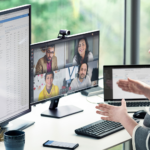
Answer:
xmin=41 ymin=98 xmax=83 ymax=118
xmin=1 ymin=120 xmax=35 ymax=131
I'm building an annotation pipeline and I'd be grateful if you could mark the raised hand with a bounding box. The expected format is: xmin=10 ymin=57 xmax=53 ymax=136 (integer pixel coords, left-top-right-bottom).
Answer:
xmin=96 ymin=99 xmax=128 ymax=123
xmin=117 ymin=78 xmax=146 ymax=95
xmin=96 ymin=99 xmax=138 ymax=136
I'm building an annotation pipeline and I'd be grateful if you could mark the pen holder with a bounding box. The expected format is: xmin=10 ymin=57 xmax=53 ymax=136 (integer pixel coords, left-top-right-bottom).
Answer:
xmin=4 ymin=130 xmax=25 ymax=150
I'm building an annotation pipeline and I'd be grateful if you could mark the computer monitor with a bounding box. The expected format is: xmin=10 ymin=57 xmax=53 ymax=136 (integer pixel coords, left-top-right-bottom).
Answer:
xmin=0 ymin=5 xmax=34 ymax=130
xmin=31 ymin=30 xmax=99 ymax=118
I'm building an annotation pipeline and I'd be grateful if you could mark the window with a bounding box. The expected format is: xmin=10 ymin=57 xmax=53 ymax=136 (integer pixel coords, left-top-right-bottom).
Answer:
xmin=0 ymin=0 xmax=124 ymax=76
xmin=140 ymin=0 xmax=150 ymax=64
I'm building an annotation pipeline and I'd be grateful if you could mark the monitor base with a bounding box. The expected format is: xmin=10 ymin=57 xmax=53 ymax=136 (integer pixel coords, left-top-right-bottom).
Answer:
xmin=41 ymin=105 xmax=83 ymax=118
xmin=2 ymin=119 xmax=35 ymax=131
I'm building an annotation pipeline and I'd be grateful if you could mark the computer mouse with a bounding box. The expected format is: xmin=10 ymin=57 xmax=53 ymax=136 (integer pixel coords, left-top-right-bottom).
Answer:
xmin=133 ymin=110 xmax=147 ymax=119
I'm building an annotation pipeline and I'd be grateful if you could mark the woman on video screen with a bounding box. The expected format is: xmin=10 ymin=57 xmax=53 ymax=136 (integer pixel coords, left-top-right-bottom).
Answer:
xmin=38 ymin=71 xmax=59 ymax=101
xmin=73 ymin=37 xmax=93 ymax=65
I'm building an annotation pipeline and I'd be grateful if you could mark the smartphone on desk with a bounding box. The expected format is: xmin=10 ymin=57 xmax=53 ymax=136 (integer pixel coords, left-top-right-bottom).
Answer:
xmin=43 ymin=140 xmax=79 ymax=149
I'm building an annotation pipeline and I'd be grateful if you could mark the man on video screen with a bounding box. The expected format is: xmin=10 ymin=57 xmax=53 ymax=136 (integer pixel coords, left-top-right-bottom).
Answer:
xmin=69 ymin=63 xmax=91 ymax=92
xmin=36 ymin=45 xmax=58 ymax=75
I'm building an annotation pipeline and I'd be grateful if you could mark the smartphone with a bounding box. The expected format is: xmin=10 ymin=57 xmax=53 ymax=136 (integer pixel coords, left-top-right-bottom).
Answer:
xmin=43 ymin=140 xmax=79 ymax=149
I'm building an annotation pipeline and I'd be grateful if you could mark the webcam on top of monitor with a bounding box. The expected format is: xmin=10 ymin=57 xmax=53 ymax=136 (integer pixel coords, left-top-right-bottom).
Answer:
xmin=57 ymin=29 xmax=70 ymax=39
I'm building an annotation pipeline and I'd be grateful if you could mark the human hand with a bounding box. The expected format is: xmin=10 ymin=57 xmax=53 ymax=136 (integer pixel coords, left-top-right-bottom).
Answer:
xmin=96 ymin=99 xmax=128 ymax=123
xmin=117 ymin=78 xmax=146 ymax=95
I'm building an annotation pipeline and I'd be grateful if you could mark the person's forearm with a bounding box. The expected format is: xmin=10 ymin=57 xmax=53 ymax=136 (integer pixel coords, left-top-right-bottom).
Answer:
xmin=120 ymin=113 xmax=138 ymax=137
xmin=144 ymin=85 xmax=150 ymax=100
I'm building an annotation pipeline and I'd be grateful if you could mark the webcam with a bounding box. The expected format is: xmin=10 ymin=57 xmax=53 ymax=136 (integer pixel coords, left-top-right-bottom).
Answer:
xmin=57 ymin=29 xmax=70 ymax=39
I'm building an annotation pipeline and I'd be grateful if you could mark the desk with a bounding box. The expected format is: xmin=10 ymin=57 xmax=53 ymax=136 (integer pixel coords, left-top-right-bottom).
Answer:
xmin=0 ymin=92 xmax=143 ymax=150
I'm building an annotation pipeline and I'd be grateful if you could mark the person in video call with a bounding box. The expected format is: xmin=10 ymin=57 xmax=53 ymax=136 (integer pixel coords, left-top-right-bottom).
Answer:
xmin=73 ymin=37 xmax=93 ymax=65
xmin=38 ymin=71 xmax=59 ymax=101
xmin=96 ymin=77 xmax=150 ymax=150
xmin=69 ymin=63 xmax=91 ymax=92
xmin=36 ymin=45 xmax=58 ymax=75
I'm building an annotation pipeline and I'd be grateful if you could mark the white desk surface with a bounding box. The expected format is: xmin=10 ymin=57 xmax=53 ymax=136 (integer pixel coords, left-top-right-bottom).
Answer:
xmin=0 ymin=92 xmax=143 ymax=150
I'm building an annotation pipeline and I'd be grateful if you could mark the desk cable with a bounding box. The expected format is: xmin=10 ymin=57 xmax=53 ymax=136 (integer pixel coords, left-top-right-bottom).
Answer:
xmin=85 ymin=77 xmax=104 ymax=104
xmin=86 ymin=94 xmax=103 ymax=104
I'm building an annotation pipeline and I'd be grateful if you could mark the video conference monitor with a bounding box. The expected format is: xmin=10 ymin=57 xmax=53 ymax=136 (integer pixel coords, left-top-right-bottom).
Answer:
xmin=0 ymin=5 xmax=34 ymax=130
xmin=30 ymin=30 xmax=99 ymax=118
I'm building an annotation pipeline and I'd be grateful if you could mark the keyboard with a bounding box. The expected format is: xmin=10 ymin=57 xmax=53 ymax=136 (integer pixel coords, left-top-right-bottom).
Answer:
xmin=108 ymin=102 xmax=150 ymax=107
xmin=75 ymin=119 xmax=139 ymax=139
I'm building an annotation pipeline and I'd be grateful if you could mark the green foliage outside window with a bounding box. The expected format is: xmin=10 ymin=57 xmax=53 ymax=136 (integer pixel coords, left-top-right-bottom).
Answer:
xmin=0 ymin=0 xmax=124 ymax=76
xmin=140 ymin=0 xmax=150 ymax=64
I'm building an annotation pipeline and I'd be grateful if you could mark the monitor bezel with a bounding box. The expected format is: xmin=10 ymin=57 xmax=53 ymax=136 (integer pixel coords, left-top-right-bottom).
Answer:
xmin=31 ymin=30 xmax=100 ymax=105
xmin=0 ymin=5 xmax=31 ymax=125
xmin=103 ymin=64 xmax=150 ymax=101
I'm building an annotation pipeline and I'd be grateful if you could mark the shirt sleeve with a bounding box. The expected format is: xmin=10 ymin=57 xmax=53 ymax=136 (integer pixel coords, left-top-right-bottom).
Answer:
xmin=132 ymin=125 xmax=150 ymax=150
xmin=55 ymin=85 xmax=59 ymax=95
xmin=36 ymin=59 xmax=42 ymax=75
xmin=144 ymin=113 xmax=150 ymax=128
xmin=38 ymin=90 xmax=44 ymax=101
